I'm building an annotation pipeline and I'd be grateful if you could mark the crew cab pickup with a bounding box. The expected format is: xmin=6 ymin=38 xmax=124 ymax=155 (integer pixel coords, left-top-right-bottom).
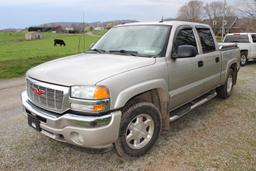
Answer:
xmin=221 ymin=33 xmax=256 ymax=66
xmin=21 ymin=21 xmax=240 ymax=158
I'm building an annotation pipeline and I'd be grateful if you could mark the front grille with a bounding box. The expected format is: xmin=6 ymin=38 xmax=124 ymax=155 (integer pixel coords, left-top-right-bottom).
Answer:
xmin=27 ymin=79 xmax=69 ymax=113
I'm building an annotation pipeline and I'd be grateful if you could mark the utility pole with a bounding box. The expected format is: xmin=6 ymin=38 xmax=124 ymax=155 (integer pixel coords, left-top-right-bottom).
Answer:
xmin=221 ymin=0 xmax=227 ymax=41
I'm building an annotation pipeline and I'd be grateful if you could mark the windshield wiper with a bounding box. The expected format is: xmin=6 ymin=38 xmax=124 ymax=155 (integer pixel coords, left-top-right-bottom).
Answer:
xmin=90 ymin=48 xmax=106 ymax=54
xmin=109 ymin=50 xmax=138 ymax=56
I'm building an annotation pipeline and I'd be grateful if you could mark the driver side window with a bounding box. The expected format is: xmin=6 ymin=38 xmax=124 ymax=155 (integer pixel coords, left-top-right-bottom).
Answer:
xmin=172 ymin=27 xmax=198 ymax=58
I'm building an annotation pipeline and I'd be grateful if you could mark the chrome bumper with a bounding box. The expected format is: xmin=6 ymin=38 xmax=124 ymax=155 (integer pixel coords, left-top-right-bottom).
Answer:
xmin=21 ymin=91 xmax=121 ymax=148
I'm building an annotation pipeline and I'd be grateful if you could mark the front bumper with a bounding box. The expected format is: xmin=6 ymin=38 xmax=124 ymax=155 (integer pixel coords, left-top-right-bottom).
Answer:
xmin=21 ymin=91 xmax=121 ymax=148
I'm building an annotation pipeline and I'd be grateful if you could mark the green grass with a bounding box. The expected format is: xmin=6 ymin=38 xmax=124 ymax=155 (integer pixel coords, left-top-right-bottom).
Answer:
xmin=0 ymin=31 xmax=105 ymax=79
xmin=216 ymin=36 xmax=222 ymax=43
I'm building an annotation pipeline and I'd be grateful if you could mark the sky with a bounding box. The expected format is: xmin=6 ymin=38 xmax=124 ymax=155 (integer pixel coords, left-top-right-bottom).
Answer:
xmin=0 ymin=0 xmax=236 ymax=29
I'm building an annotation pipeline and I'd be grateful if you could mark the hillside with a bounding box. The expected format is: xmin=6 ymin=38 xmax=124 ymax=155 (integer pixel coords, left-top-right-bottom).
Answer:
xmin=39 ymin=19 xmax=137 ymax=28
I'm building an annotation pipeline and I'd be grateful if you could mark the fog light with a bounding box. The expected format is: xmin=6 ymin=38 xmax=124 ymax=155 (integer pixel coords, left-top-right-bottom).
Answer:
xmin=71 ymin=101 xmax=109 ymax=113
xmin=71 ymin=103 xmax=93 ymax=111
xmin=70 ymin=132 xmax=84 ymax=145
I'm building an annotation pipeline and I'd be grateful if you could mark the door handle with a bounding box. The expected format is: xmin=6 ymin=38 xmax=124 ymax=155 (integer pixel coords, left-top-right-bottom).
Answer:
xmin=215 ymin=57 xmax=220 ymax=63
xmin=198 ymin=61 xmax=204 ymax=67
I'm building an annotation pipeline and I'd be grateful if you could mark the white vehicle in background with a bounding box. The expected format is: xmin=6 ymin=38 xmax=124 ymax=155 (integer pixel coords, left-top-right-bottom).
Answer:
xmin=222 ymin=33 xmax=256 ymax=66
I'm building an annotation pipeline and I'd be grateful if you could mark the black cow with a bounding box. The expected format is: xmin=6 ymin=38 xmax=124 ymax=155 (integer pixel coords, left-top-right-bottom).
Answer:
xmin=54 ymin=39 xmax=66 ymax=47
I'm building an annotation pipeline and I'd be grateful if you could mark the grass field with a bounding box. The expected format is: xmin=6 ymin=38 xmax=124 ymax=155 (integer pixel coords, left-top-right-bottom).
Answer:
xmin=0 ymin=31 xmax=105 ymax=79
xmin=216 ymin=36 xmax=223 ymax=43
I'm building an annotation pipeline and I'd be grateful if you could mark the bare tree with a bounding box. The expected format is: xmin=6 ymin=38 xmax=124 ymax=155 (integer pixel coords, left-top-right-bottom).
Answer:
xmin=177 ymin=0 xmax=256 ymax=33
xmin=204 ymin=1 xmax=235 ymax=35
xmin=234 ymin=0 xmax=256 ymax=32
xmin=237 ymin=0 xmax=256 ymax=17
xmin=177 ymin=0 xmax=204 ymax=22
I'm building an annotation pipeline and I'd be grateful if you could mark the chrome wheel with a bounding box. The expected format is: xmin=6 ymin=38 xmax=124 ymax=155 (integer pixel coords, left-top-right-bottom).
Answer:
xmin=227 ymin=75 xmax=233 ymax=94
xmin=125 ymin=114 xmax=154 ymax=149
xmin=241 ymin=55 xmax=247 ymax=65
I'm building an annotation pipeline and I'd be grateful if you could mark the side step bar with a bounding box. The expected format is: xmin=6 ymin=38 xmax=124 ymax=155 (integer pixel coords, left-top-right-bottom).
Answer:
xmin=169 ymin=91 xmax=217 ymax=122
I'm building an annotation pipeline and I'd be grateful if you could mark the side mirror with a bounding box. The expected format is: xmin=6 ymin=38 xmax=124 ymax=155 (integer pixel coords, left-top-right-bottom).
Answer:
xmin=175 ymin=45 xmax=198 ymax=58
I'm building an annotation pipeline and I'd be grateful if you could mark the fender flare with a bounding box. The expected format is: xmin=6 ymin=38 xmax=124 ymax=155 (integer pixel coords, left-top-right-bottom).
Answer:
xmin=114 ymin=79 xmax=168 ymax=109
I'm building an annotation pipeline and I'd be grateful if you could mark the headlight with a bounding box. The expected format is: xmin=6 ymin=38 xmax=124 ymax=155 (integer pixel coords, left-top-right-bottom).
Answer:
xmin=71 ymin=86 xmax=110 ymax=100
xmin=70 ymin=86 xmax=110 ymax=113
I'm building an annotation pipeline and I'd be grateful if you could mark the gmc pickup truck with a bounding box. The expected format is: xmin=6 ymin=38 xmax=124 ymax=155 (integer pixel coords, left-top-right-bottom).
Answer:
xmin=21 ymin=21 xmax=240 ymax=158
xmin=221 ymin=33 xmax=256 ymax=66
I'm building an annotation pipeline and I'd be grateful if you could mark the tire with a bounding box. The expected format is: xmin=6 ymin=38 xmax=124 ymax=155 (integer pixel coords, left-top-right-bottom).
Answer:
xmin=240 ymin=52 xmax=248 ymax=66
xmin=216 ymin=69 xmax=234 ymax=99
xmin=114 ymin=102 xmax=161 ymax=158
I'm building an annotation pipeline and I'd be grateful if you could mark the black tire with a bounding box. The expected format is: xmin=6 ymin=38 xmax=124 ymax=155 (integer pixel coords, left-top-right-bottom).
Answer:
xmin=216 ymin=69 xmax=234 ymax=99
xmin=114 ymin=102 xmax=161 ymax=158
xmin=240 ymin=52 xmax=248 ymax=66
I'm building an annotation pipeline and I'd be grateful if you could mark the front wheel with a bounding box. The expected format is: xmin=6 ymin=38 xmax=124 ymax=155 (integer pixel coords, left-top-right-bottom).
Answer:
xmin=114 ymin=102 xmax=161 ymax=158
xmin=216 ymin=69 xmax=234 ymax=98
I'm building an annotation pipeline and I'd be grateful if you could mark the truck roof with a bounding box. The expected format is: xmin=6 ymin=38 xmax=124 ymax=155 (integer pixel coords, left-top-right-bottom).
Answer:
xmin=118 ymin=21 xmax=211 ymax=28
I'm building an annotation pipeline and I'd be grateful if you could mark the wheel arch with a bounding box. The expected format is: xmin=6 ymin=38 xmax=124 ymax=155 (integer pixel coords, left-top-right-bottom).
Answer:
xmin=240 ymin=49 xmax=248 ymax=55
xmin=114 ymin=79 xmax=170 ymax=131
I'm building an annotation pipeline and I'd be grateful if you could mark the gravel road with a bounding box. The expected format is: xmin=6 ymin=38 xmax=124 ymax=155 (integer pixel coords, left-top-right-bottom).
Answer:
xmin=0 ymin=63 xmax=256 ymax=171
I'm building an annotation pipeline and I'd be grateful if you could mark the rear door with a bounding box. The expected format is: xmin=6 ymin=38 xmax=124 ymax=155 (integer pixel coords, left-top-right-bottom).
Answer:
xmin=250 ymin=34 xmax=256 ymax=58
xmin=195 ymin=26 xmax=222 ymax=93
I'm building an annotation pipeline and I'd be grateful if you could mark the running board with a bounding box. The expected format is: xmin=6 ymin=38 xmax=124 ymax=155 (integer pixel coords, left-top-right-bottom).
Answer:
xmin=169 ymin=91 xmax=217 ymax=122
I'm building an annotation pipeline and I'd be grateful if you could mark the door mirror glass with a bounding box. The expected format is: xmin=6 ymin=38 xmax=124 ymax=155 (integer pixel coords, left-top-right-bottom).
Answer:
xmin=176 ymin=45 xmax=197 ymax=58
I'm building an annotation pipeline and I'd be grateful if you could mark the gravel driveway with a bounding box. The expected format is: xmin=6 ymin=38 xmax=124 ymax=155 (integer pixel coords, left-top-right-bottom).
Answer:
xmin=0 ymin=63 xmax=256 ymax=171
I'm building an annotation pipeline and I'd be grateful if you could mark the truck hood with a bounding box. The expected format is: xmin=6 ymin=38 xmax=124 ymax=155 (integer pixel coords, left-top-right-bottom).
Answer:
xmin=27 ymin=53 xmax=156 ymax=86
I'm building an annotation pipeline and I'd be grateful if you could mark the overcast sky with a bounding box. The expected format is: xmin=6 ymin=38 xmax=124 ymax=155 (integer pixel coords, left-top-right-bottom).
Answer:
xmin=0 ymin=0 xmax=236 ymax=29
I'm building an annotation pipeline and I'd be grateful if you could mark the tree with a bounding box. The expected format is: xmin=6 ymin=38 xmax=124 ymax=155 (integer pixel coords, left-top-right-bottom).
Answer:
xmin=205 ymin=2 xmax=223 ymax=21
xmin=204 ymin=1 xmax=235 ymax=35
xmin=237 ymin=0 xmax=256 ymax=17
xmin=177 ymin=0 xmax=204 ymax=22
xmin=235 ymin=0 xmax=256 ymax=32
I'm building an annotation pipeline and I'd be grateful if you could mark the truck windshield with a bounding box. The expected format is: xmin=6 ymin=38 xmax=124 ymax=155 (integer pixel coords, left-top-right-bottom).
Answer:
xmin=224 ymin=35 xmax=250 ymax=43
xmin=92 ymin=25 xmax=171 ymax=57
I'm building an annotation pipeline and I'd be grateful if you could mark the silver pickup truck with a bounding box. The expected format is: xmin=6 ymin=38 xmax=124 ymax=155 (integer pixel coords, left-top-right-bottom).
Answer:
xmin=221 ymin=33 xmax=256 ymax=66
xmin=21 ymin=21 xmax=240 ymax=158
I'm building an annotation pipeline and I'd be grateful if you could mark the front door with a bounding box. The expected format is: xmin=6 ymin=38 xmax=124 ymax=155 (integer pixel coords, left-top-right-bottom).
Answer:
xmin=167 ymin=26 xmax=203 ymax=109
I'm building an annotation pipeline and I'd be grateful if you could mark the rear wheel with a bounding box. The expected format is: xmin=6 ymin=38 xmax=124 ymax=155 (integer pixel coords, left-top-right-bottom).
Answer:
xmin=114 ymin=102 xmax=161 ymax=158
xmin=217 ymin=69 xmax=234 ymax=98
xmin=240 ymin=52 xmax=248 ymax=66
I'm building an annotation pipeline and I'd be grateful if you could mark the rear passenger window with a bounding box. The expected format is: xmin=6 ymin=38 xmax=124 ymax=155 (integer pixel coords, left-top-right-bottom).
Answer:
xmin=251 ymin=35 xmax=256 ymax=43
xmin=172 ymin=27 xmax=198 ymax=57
xmin=224 ymin=35 xmax=250 ymax=43
xmin=196 ymin=28 xmax=216 ymax=53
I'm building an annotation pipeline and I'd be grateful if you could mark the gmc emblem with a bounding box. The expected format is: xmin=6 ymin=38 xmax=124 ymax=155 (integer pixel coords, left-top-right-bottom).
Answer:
xmin=32 ymin=88 xmax=45 ymax=96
